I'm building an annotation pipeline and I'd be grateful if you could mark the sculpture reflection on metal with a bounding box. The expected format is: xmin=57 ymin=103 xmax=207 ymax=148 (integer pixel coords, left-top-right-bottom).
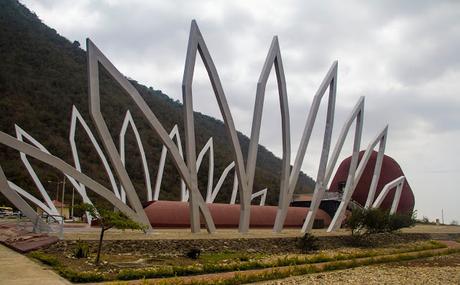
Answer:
xmin=0 ymin=20 xmax=396 ymax=234
xmin=372 ymin=176 xmax=405 ymax=214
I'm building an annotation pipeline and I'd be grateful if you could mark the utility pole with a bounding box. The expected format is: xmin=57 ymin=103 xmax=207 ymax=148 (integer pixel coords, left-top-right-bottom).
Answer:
xmin=61 ymin=176 xmax=66 ymax=219
xmin=55 ymin=181 xmax=60 ymax=202
xmin=442 ymin=209 xmax=444 ymax=225
xmin=71 ymin=186 xmax=75 ymax=219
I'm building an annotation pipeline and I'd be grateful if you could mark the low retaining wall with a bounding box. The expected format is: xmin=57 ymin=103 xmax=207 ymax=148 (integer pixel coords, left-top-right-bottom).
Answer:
xmin=45 ymin=233 xmax=432 ymax=256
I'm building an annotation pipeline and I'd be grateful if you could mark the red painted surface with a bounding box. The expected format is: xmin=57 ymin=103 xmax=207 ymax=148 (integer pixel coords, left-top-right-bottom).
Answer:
xmin=329 ymin=151 xmax=415 ymax=213
xmin=143 ymin=201 xmax=331 ymax=228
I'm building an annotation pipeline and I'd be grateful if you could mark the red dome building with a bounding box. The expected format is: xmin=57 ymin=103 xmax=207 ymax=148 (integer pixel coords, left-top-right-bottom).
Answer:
xmin=143 ymin=201 xmax=331 ymax=228
xmin=329 ymin=151 xmax=415 ymax=214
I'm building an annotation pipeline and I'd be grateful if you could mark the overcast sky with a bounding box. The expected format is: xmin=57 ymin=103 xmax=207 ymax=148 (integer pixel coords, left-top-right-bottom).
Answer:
xmin=20 ymin=0 xmax=460 ymax=223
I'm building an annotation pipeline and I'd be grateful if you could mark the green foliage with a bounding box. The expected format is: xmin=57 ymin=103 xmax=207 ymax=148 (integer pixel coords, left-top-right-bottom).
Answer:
xmin=73 ymin=239 xmax=89 ymax=259
xmin=347 ymin=208 xmax=365 ymax=235
xmin=29 ymin=240 xmax=447 ymax=283
xmin=29 ymin=251 xmax=60 ymax=266
xmin=347 ymin=208 xmax=416 ymax=235
xmin=297 ymin=233 xmax=319 ymax=252
xmin=57 ymin=268 xmax=105 ymax=283
xmin=77 ymin=203 xmax=146 ymax=265
xmin=388 ymin=211 xmax=416 ymax=232
xmin=0 ymin=0 xmax=316 ymax=209
xmin=77 ymin=203 xmax=146 ymax=231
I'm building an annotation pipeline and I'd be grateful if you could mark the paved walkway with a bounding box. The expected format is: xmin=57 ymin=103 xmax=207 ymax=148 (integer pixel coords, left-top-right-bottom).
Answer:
xmin=0 ymin=244 xmax=70 ymax=285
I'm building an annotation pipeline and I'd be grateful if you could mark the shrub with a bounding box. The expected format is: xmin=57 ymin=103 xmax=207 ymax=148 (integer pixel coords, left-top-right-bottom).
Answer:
xmin=73 ymin=239 xmax=90 ymax=259
xmin=186 ymin=248 xmax=202 ymax=259
xmin=297 ymin=233 xmax=319 ymax=252
xmin=347 ymin=208 xmax=365 ymax=235
xmin=362 ymin=208 xmax=390 ymax=233
xmin=347 ymin=208 xmax=416 ymax=234
xmin=29 ymin=251 xmax=60 ymax=267
xmin=388 ymin=211 xmax=416 ymax=232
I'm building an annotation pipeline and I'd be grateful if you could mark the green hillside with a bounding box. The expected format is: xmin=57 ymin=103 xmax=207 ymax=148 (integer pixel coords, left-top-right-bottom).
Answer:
xmin=0 ymin=0 xmax=315 ymax=208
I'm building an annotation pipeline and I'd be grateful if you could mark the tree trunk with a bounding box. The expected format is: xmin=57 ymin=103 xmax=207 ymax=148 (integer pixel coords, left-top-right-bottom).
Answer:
xmin=95 ymin=227 xmax=105 ymax=265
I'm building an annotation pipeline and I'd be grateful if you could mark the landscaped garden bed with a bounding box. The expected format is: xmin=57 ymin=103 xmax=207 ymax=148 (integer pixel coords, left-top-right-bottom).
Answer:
xmin=28 ymin=236 xmax=448 ymax=283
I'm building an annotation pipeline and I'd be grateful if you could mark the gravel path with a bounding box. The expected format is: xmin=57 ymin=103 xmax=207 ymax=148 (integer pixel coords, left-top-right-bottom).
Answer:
xmin=258 ymin=253 xmax=460 ymax=285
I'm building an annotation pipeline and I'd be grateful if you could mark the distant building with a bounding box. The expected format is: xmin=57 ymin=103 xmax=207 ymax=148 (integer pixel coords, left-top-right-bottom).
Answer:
xmin=37 ymin=200 xmax=70 ymax=219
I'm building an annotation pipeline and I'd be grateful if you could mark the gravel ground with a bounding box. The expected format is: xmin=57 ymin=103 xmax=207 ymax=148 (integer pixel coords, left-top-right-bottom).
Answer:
xmin=258 ymin=253 xmax=460 ymax=285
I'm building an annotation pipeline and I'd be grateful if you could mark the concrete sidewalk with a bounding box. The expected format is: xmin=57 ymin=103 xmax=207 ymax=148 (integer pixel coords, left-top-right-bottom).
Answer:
xmin=0 ymin=244 xmax=70 ymax=285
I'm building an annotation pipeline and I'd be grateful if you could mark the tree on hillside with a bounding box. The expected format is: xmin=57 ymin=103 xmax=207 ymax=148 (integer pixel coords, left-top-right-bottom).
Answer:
xmin=77 ymin=203 xmax=146 ymax=265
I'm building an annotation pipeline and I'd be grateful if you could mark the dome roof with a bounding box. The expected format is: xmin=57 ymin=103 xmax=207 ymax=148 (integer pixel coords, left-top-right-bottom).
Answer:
xmin=329 ymin=150 xmax=415 ymax=213
xmin=144 ymin=201 xmax=331 ymax=228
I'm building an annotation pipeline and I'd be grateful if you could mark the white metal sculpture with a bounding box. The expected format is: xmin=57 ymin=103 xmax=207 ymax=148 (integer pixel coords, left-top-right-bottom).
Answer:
xmin=251 ymin=188 xmax=267 ymax=206
xmin=70 ymin=105 xmax=120 ymax=200
xmin=0 ymin=20 xmax=398 ymax=235
xmin=229 ymin=177 xmax=268 ymax=206
xmin=302 ymin=96 xmax=365 ymax=233
xmin=0 ymin=131 xmax=148 ymax=227
xmin=88 ymin=37 xmax=215 ymax=233
xmin=119 ymin=110 xmax=153 ymax=202
xmin=372 ymin=176 xmax=405 ymax=214
xmin=0 ymin=165 xmax=49 ymax=232
xmin=273 ymin=61 xmax=338 ymax=233
xmin=327 ymin=125 xmax=388 ymax=232
xmin=15 ymin=125 xmax=60 ymax=217
xmin=153 ymin=124 xmax=186 ymax=201
xmin=8 ymin=181 xmax=55 ymax=217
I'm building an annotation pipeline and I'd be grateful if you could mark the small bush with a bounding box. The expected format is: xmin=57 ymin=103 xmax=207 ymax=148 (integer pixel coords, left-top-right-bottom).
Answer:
xmin=297 ymin=233 xmax=319 ymax=252
xmin=186 ymin=248 xmax=201 ymax=259
xmin=73 ymin=239 xmax=90 ymax=259
xmin=388 ymin=211 xmax=416 ymax=232
xmin=346 ymin=208 xmax=416 ymax=234
xmin=29 ymin=251 xmax=60 ymax=267
xmin=362 ymin=208 xmax=390 ymax=233
xmin=347 ymin=208 xmax=365 ymax=235
xmin=58 ymin=268 xmax=105 ymax=283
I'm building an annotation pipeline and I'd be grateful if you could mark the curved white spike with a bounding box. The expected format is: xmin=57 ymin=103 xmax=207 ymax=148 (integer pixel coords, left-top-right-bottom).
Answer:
xmin=15 ymin=125 xmax=61 ymax=216
xmin=197 ymin=138 xmax=214 ymax=202
xmin=0 ymin=165 xmax=49 ymax=232
xmin=8 ymin=181 xmax=54 ymax=216
xmin=274 ymin=61 xmax=338 ymax=233
xmin=302 ymin=96 xmax=364 ymax=233
xmin=230 ymin=174 xmax=238 ymax=204
xmin=207 ymin=161 xmax=235 ymax=203
xmin=327 ymin=125 xmax=388 ymax=232
xmin=251 ymin=188 xmax=267 ymax=206
xmin=372 ymin=176 xmax=405 ymax=214
xmin=69 ymin=106 xmax=121 ymax=200
xmin=119 ymin=110 xmax=153 ymax=202
xmin=0 ymin=131 xmax=150 ymax=228
xmin=153 ymin=125 xmax=186 ymax=201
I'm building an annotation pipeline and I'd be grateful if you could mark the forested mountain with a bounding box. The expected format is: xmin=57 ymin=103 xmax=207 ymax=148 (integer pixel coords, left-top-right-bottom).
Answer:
xmin=0 ymin=0 xmax=315 ymax=208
